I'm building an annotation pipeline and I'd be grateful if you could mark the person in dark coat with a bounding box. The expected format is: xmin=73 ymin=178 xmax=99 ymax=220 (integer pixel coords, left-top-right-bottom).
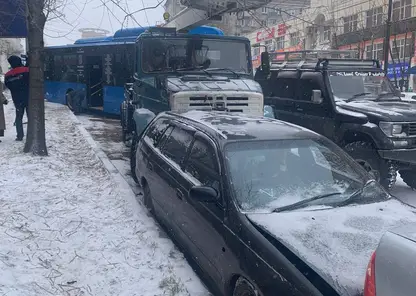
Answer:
xmin=4 ymin=55 xmax=29 ymax=141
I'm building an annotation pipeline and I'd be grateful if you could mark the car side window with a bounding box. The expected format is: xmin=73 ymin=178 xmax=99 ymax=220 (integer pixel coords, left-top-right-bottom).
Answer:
xmin=185 ymin=138 xmax=220 ymax=192
xmin=145 ymin=118 xmax=169 ymax=146
xmin=161 ymin=126 xmax=193 ymax=165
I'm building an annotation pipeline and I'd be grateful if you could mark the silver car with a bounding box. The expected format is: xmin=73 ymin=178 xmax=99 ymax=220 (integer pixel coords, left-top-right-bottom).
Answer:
xmin=364 ymin=223 xmax=416 ymax=296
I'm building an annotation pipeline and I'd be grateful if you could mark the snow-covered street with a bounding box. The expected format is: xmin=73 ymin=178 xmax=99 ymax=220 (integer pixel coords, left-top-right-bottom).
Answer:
xmin=0 ymin=102 xmax=209 ymax=296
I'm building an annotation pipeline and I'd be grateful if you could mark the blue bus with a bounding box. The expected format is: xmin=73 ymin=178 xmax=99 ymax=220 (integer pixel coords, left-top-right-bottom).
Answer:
xmin=44 ymin=26 xmax=224 ymax=115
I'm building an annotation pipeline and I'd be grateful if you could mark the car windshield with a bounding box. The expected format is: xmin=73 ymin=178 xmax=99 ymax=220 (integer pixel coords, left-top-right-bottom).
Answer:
xmin=329 ymin=71 xmax=400 ymax=101
xmin=141 ymin=37 xmax=249 ymax=74
xmin=224 ymin=139 xmax=389 ymax=212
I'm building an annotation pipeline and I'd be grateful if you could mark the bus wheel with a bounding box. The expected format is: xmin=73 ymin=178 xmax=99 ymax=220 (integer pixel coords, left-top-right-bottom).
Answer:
xmin=66 ymin=89 xmax=75 ymax=112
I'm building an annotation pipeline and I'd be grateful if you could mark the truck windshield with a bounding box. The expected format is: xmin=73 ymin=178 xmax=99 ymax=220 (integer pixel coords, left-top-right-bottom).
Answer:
xmin=329 ymin=71 xmax=399 ymax=101
xmin=141 ymin=37 xmax=250 ymax=74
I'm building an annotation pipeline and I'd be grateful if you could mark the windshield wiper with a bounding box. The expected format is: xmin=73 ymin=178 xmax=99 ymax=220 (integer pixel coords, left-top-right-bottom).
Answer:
xmin=175 ymin=66 xmax=212 ymax=76
xmin=345 ymin=92 xmax=372 ymax=102
xmin=205 ymin=67 xmax=242 ymax=78
xmin=375 ymin=92 xmax=400 ymax=101
xmin=273 ymin=192 xmax=342 ymax=213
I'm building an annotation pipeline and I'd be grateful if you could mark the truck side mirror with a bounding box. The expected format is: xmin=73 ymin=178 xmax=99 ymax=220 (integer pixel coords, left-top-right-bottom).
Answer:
xmin=311 ymin=90 xmax=323 ymax=104
xmin=261 ymin=52 xmax=270 ymax=75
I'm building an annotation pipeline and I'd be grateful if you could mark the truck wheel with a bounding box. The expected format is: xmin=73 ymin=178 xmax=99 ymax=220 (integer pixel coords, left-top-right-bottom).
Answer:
xmin=399 ymin=170 xmax=416 ymax=190
xmin=130 ymin=133 xmax=140 ymax=185
xmin=344 ymin=141 xmax=393 ymax=189
xmin=233 ymin=278 xmax=257 ymax=296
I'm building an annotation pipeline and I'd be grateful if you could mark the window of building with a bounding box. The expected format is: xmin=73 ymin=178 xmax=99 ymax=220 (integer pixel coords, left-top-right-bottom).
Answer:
xmin=322 ymin=26 xmax=331 ymax=42
xmin=393 ymin=0 xmax=411 ymax=21
xmin=365 ymin=43 xmax=384 ymax=60
xmin=391 ymin=38 xmax=412 ymax=61
xmin=268 ymin=19 xmax=277 ymax=26
xmin=366 ymin=7 xmax=383 ymax=28
xmin=261 ymin=6 xmax=267 ymax=14
xmin=290 ymin=32 xmax=300 ymax=46
xmin=276 ymin=36 xmax=285 ymax=50
xmin=265 ymin=39 xmax=275 ymax=51
xmin=343 ymin=14 xmax=358 ymax=33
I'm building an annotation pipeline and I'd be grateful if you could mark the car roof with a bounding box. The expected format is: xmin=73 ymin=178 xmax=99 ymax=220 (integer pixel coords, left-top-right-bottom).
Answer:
xmin=164 ymin=110 xmax=321 ymax=142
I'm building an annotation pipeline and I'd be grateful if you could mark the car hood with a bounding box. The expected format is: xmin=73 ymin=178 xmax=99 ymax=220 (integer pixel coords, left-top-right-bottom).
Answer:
xmin=337 ymin=99 xmax=416 ymax=121
xmin=246 ymin=199 xmax=416 ymax=296
xmin=166 ymin=76 xmax=262 ymax=93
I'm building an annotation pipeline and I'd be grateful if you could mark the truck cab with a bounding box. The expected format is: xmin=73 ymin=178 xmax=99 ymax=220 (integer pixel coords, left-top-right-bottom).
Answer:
xmin=255 ymin=50 xmax=416 ymax=190
xmin=121 ymin=26 xmax=264 ymax=145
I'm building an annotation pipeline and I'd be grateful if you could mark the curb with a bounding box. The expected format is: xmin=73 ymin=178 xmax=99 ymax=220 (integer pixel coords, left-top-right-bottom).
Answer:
xmin=66 ymin=109 xmax=143 ymax=212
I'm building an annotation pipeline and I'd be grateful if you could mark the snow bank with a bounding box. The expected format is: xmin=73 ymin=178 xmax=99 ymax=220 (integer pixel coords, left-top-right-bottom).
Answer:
xmin=0 ymin=102 xmax=208 ymax=296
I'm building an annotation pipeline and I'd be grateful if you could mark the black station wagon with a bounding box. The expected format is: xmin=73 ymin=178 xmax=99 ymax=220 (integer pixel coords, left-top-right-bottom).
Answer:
xmin=133 ymin=110 xmax=416 ymax=296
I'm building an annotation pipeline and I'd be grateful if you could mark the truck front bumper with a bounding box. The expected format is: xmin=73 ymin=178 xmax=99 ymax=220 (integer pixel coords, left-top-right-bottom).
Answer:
xmin=378 ymin=148 xmax=416 ymax=165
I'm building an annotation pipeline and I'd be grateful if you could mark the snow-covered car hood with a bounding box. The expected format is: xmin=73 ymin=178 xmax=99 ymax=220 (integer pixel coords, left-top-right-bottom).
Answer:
xmin=247 ymin=199 xmax=416 ymax=296
xmin=337 ymin=99 xmax=416 ymax=121
xmin=166 ymin=76 xmax=262 ymax=93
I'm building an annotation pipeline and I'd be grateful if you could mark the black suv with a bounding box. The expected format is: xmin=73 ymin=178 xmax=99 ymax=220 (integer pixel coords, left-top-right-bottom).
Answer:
xmin=255 ymin=50 xmax=416 ymax=190
xmin=132 ymin=110 xmax=416 ymax=296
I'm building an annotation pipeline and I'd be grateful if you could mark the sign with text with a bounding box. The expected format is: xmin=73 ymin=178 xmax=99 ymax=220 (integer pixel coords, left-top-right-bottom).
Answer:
xmin=256 ymin=27 xmax=275 ymax=43
xmin=277 ymin=24 xmax=286 ymax=36
xmin=0 ymin=0 xmax=27 ymax=37
xmin=387 ymin=62 xmax=409 ymax=79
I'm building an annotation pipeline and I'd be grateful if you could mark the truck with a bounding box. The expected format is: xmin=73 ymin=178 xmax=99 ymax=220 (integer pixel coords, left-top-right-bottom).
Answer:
xmin=255 ymin=49 xmax=416 ymax=190
xmin=121 ymin=26 xmax=265 ymax=182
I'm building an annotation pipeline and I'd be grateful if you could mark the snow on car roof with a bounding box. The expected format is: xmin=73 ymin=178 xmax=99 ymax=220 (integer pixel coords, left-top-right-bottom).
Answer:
xmin=176 ymin=110 xmax=318 ymax=141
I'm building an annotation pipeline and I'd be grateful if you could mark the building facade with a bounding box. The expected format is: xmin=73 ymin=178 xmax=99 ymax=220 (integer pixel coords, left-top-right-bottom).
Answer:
xmin=245 ymin=0 xmax=416 ymax=90
xmin=163 ymin=0 xmax=310 ymax=36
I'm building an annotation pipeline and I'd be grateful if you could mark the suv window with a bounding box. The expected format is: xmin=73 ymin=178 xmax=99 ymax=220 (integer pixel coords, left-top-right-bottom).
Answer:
xmin=145 ymin=118 xmax=169 ymax=146
xmin=185 ymin=138 xmax=220 ymax=191
xmin=161 ymin=126 xmax=194 ymax=165
xmin=272 ymin=77 xmax=297 ymax=99
xmin=299 ymin=73 xmax=324 ymax=101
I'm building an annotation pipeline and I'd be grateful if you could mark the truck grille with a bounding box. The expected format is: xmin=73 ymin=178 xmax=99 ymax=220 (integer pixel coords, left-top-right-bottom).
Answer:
xmin=188 ymin=96 xmax=250 ymax=113
xmin=408 ymin=123 xmax=416 ymax=136
xmin=171 ymin=91 xmax=264 ymax=117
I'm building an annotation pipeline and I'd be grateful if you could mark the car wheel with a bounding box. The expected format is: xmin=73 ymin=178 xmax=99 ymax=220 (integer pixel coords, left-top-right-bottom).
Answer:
xmin=399 ymin=170 xmax=416 ymax=190
xmin=233 ymin=278 xmax=257 ymax=296
xmin=143 ymin=182 xmax=154 ymax=213
xmin=130 ymin=132 xmax=140 ymax=185
xmin=344 ymin=141 xmax=393 ymax=189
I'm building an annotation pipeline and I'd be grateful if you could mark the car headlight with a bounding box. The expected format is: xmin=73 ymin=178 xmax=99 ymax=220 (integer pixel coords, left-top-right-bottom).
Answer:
xmin=379 ymin=122 xmax=407 ymax=137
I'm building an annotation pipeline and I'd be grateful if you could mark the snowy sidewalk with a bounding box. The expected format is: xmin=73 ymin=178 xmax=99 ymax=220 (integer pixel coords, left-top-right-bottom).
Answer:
xmin=0 ymin=102 xmax=208 ymax=296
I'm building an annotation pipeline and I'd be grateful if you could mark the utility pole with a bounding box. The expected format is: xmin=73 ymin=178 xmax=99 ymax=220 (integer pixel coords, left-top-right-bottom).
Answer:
xmin=383 ymin=0 xmax=393 ymax=73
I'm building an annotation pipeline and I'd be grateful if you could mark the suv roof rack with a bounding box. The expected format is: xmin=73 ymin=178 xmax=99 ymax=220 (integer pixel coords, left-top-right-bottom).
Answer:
xmin=268 ymin=50 xmax=381 ymax=71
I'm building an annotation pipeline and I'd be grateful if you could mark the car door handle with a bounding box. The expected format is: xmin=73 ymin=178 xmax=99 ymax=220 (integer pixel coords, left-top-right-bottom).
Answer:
xmin=176 ymin=188 xmax=184 ymax=200
xmin=296 ymin=107 xmax=303 ymax=112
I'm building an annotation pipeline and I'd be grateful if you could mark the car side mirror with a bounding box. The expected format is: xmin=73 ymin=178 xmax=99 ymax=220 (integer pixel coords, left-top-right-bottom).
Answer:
xmin=311 ymin=90 xmax=323 ymax=104
xmin=189 ymin=186 xmax=218 ymax=203
xmin=260 ymin=51 xmax=270 ymax=76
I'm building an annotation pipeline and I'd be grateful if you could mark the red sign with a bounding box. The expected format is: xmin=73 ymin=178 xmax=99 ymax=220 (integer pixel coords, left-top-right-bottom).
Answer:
xmin=256 ymin=27 xmax=275 ymax=43
xmin=277 ymin=24 xmax=287 ymax=36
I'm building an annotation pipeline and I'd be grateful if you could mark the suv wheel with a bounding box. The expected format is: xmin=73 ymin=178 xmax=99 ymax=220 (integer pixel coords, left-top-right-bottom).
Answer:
xmin=130 ymin=132 xmax=140 ymax=185
xmin=399 ymin=170 xmax=416 ymax=189
xmin=344 ymin=141 xmax=393 ymax=189
xmin=233 ymin=278 xmax=257 ymax=296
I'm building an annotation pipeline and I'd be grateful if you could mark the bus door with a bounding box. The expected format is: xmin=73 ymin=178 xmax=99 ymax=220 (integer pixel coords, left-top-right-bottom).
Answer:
xmin=86 ymin=55 xmax=103 ymax=109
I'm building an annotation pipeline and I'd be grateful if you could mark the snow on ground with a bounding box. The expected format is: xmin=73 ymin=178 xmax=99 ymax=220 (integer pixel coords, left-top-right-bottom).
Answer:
xmin=0 ymin=102 xmax=209 ymax=296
